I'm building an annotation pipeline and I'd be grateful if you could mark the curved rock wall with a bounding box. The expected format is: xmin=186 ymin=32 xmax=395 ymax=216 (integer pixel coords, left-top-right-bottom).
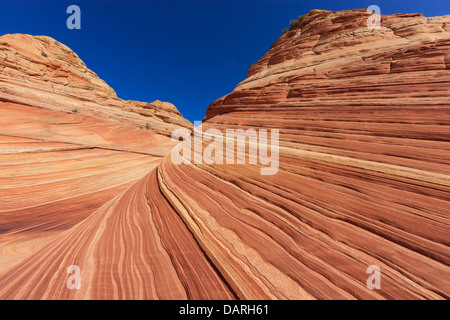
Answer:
xmin=0 ymin=9 xmax=448 ymax=299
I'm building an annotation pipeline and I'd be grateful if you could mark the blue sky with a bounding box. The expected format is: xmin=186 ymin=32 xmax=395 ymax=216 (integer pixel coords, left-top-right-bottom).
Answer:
xmin=1 ymin=0 xmax=449 ymax=122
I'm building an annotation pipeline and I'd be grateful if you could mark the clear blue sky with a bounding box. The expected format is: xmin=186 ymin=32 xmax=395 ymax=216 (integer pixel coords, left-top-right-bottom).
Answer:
xmin=1 ymin=0 xmax=449 ymax=122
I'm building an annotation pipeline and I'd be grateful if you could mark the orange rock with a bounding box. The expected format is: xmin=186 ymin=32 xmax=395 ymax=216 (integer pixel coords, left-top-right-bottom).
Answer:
xmin=0 ymin=34 xmax=190 ymax=282
xmin=0 ymin=9 xmax=449 ymax=300
xmin=0 ymin=34 xmax=192 ymax=137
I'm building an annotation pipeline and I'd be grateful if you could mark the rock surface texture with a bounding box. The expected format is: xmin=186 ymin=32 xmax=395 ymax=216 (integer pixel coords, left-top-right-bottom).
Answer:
xmin=0 ymin=9 xmax=449 ymax=300
xmin=0 ymin=34 xmax=191 ymax=283
xmin=0 ymin=33 xmax=192 ymax=136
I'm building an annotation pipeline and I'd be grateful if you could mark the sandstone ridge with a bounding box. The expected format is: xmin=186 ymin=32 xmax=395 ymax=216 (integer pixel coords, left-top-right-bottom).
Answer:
xmin=0 ymin=9 xmax=449 ymax=300
xmin=0 ymin=33 xmax=192 ymax=136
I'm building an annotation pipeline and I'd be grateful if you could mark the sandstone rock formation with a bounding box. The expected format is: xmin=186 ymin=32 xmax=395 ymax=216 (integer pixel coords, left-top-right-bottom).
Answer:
xmin=0 ymin=34 xmax=190 ymax=278
xmin=0 ymin=9 xmax=449 ymax=300
xmin=0 ymin=33 xmax=192 ymax=137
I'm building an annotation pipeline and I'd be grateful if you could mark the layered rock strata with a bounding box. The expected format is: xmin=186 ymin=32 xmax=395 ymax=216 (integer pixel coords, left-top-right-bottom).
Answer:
xmin=0 ymin=9 xmax=449 ymax=299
